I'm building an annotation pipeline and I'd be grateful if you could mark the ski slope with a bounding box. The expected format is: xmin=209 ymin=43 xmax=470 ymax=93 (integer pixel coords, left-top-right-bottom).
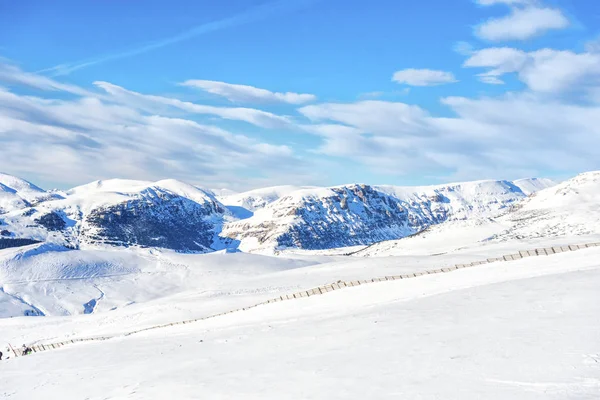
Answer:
xmin=1 ymin=247 xmax=599 ymax=399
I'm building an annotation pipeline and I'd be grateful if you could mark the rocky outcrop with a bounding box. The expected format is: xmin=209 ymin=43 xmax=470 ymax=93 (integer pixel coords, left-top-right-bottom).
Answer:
xmin=80 ymin=187 xmax=225 ymax=251
xmin=0 ymin=173 xmax=557 ymax=254
xmin=35 ymin=211 xmax=66 ymax=231
xmin=0 ymin=238 xmax=42 ymax=250
xmin=221 ymin=180 xmax=545 ymax=253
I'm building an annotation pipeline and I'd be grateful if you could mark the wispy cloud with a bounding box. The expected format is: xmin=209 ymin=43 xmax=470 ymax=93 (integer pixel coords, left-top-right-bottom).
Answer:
xmin=0 ymin=64 xmax=307 ymax=190
xmin=94 ymin=81 xmax=293 ymax=129
xmin=464 ymin=47 xmax=600 ymax=94
xmin=181 ymin=80 xmax=316 ymax=104
xmin=475 ymin=7 xmax=569 ymax=41
xmin=0 ymin=62 xmax=96 ymax=96
xmin=40 ymin=0 xmax=320 ymax=76
xmin=392 ymin=69 xmax=457 ymax=86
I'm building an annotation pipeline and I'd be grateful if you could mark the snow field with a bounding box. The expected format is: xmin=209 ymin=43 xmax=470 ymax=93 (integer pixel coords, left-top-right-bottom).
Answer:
xmin=1 ymin=246 xmax=599 ymax=399
xmin=6 ymin=239 xmax=600 ymax=357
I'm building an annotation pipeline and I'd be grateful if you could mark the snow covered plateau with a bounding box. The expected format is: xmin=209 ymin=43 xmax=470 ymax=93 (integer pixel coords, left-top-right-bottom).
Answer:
xmin=1 ymin=171 xmax=599 ymax=399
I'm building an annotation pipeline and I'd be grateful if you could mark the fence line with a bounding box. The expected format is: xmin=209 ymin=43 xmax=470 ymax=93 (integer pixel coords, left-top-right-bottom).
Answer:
xmin=10 ymin=241 xmax=600 ymax=357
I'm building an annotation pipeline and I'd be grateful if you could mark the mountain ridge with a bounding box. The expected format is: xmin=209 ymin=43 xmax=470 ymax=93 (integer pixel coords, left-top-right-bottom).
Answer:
xmin=0 ymin=172 xmax=562 ymax=253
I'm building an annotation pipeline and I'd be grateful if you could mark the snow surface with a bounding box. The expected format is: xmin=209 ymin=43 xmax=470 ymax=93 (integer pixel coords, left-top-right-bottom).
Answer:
xmin=513 ymin=177 xmax=557 ymax=196
xmin=1 ymin=246 xmax=599 ymax=399
xmin=64 ymin=178 xmax=218 ymax=211
xmin=218 ymin=184 xmax=319 ymax=212
xmin=0 ymin=171 xmax=597 ymax=399
xmin=0 ymin=173 xmax=54 ymax=213
xmin=0 ymin=173 xmax=45 ymax=199
xmin=341 ymin=173 xmax=596 ymax=257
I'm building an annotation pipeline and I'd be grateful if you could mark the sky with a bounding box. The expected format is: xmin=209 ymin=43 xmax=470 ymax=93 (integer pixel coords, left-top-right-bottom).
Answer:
xmin=1 ymin=0 xmax=600 ymax=191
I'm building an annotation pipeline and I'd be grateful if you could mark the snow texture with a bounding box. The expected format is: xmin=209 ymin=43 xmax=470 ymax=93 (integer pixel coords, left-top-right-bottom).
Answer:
xmin=0 ymin=171 xmax=598 ymax=399
xmin=1 ymin=245 xmax=599 ymax=399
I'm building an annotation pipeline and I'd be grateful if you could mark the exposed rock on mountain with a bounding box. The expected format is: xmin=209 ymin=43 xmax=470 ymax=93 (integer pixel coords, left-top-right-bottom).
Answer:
xmin=221 ymin=179 xmax=556 ymax=253
xmin=81 ymin=187 xmax=222 ymax=251
xmin=35 ymin=211 xmax=67 ymax=231
xmin=0 ymin=177 xmax=229 ymax=252
xmin=0 ymin=173 xmax=557 ymax=253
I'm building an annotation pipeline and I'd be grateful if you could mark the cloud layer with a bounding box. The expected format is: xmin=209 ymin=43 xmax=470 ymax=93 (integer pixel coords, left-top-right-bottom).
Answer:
xmin=392 ymin=69 xmax=457 ymax=86
xmin=1 ymin=0 xmax=599 ymax=190
xmin=475 ymin=7 xmax=569 ymax=41
xmin=181 ymin=80 xmax=316 ymax=105
xmin=0 ymin=63 xmax=311 ymax=190
xmin=464 ymin=47 xmax=600 ymax=95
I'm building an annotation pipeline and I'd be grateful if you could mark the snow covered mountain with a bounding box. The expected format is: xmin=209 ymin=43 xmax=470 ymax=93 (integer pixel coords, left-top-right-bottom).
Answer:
xmin=218 ymin=185 xmax=319 ymax=212
xmin=347 ymin=172 xmax=600 ymax=257
xmin=0 ymin=173 xmax=61 ymax=214
xmin=0 ymin=172 xmax=559 ymax=254
xmin=492 ymin=171 xmax=600 ymax=241
xmin=1 ymin=178 xmax=228 ymax=252
xmin=512 ymin=177 xmax=558 ymax=196
xmin=221 ymin=179 xmax=556 ymax=253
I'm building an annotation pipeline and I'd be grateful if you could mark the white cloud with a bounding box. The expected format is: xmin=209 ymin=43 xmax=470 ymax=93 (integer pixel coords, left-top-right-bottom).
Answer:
xmin=0 ymin=63 xmax=311 ymax=190
xmin=464 ymin=47 xmax=528 ymax=84
xmin=475 ymin=7 xmax=569 ymax=41
xmin=300 ymin=101 xmax=431 ymax=136
xmin=180 ymin=80 xmax=316 ymax=104
xmin=94 ymin=81 xmax=292 ymax=129
xmin=0 ymin=63 xmax=96 ymax=97
xmin=0 ymin=64 xmax=292 ymax=130
xmin=464 ymin=47 xmax=600 ymax=94
xmin=521 ymin=49 xmax=600 ymax=93
xmin=0 ymin=88 xmax=301 ymax=187
xmin=297 ymin=94 xmax=600 ymax=180
xmin=392 ymin=69 xmax=457 ymax=86
xmin=464 ymin=47 xmax=528 ymax=70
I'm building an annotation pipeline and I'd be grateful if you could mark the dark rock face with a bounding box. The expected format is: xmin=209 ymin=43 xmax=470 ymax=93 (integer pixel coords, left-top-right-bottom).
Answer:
xmin=21 ymin=209 xmax=37 ymax=217
xmin=35 ymin=211 xmax=66 ymax=231
xmin=0 ymin=238 xmax=42 ymax=250
xmin=222 ymin=184 xmax=459 ymax=251
xmin=82 ymin=189 xmax=223 ymax=252
xmin=0 ymin=229 xmax=10 ymax=237
xmin=276 ymin=185 xmax=449 ymax=250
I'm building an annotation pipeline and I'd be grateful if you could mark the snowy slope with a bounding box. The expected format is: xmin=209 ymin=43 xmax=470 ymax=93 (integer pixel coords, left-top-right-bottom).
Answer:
xmin=0 ymin=173 xmax=46 ymax=202
xmin=1 ymin=247 xmax=599 ymax=399
xmin=218 ymin=185 xmax=319 ymax=212
xmin=493 ymin=171 xmax=600 ymax=241
xmin=0 ymin=173 xmax=60 ymax=214
xmin=222 ymin=179 xmax=554 ymax=253
xmin=0 ymin=242 xmax=325 ymax=318
xmin=1 ymin=178 xmax=229 ymax=252
xmin=0 ymin=183 xmax=29 ymax=214
xmin=353 ymin=172 xmax=598 ymax=257
xmin=512 ymin=177 xmax=557 ymax=195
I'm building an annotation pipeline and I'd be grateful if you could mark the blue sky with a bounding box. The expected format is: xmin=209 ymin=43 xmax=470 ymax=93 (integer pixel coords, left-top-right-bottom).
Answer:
xmin=1 ymin=0 xmax=600 ymax=190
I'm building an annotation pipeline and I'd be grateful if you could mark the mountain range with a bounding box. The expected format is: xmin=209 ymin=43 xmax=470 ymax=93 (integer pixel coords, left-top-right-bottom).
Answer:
xmin=0 ymin=172 xmax=566 ymax=254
